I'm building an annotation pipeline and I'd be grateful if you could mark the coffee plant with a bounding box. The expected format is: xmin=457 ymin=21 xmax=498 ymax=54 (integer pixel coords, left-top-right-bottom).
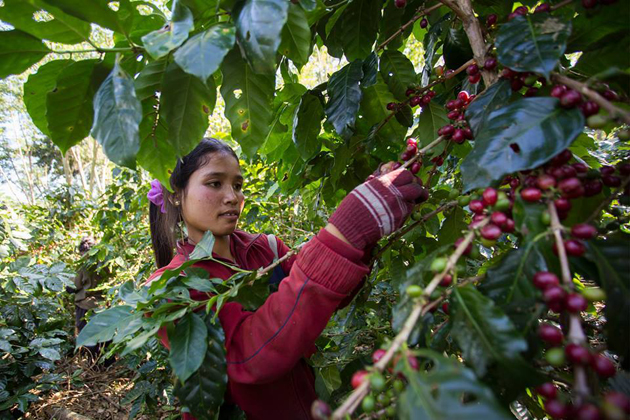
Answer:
xmin=1 ymin=0 xmax=630 ymax=418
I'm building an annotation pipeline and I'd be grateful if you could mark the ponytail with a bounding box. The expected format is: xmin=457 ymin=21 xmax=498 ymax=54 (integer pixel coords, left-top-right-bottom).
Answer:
xmin=148 ymin=138 xmax=239 ymax=268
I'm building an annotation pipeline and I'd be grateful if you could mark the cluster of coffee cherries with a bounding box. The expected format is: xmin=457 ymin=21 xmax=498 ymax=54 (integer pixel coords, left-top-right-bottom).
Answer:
xmin=549 ymin=84 xmax=621 ymax=129
xmin=457 ymin=187 xmax=517 ymax=246
xmin=437 ymin=91 xmax=475 ymax=144
xmin=465 ymin=57 xmax=498 ymax=85
xmin=500 ymin=67 xmax=547 ymax=97
xmin=386 ymin=89 xmax=436 ymax=113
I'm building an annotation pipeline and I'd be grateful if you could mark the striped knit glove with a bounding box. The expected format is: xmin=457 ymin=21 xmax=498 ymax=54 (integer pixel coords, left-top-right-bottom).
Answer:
xmin=329 ymin=167 xmax=427 ymax=250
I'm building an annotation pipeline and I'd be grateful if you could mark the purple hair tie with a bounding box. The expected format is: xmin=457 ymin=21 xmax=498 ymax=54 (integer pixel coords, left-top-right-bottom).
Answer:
xmin=147 ymin=179 xmax=167 ymax=214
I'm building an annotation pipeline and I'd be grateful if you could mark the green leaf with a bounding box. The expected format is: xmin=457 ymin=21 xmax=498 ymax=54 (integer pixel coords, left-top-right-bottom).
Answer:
xmin=460 ymin=98 xmax=584 ymax=192
xmin=330 ymin=0 xmax=381 ymax=62
xmin=174 ymin=24 xmax=236 ymax=85
xmin=161 ymin=62 xmax=216 ymax=157
xmin=174 ymin=314 xmax=227 ymax=418
xmin=443 ymin=27 xmax=473 ymax=70
xmin=567 ymin=1 xmax=629 ymax=53
xmin=412 ymin=101 xmax=448 ymax=156
xmin=380 ymin=50 xmax=416 ymax=101
xmin=46 ymin=59 xmax=110 ymax=153
xmin=325 ymin=60 xmax=363 ymax=139
xmin=451 ymin=285 xmax=529 ymax=377
xmin=190 ymin=231 xmax=216 ymax=260
xmin=23 ymin=59 xmax=73 ymax=137
xmin=292 ymin=91 xmax=324 ymax=160
xmin=234 ymin=0 xmax=289 ymax=74
xmin=580 ymin=233 xmax=630 ymax=368
xmin=465 ymin=79 xmax=512 ymax=137
xmin=169 ymin=312 xmax=208 ymax=383
xmin=0 ymin=0 xmax=91 ymax=44
xmin=359 ymin=80 xmax=408 ymax=150
xmin=361 ymin=52 xmax=378 ymax=88
xmin=279 ymin=4 xmax=311 ymax=69
xmin=141 ymin=0 xmax=194 ymax=60
xmin=0 ymin=30 xmax=50 ymax=79
xmin=398 ymin=350 xmax=512 ymax=420
xmin=437 ymin=207 xmax=467 ymax=247
xmin=495 ymin=14 xmax=571 ymax=79
xmin=318 ymin=365 xmax=342 ymax=394
xmin=394 ymin=105 xmax=414 ymax=128
xmin=39 ymin=0 xmax=125 ymax=34
xmin=91 ymin=60 xmax=142 ymax=168
xmin=220 ymin=48 xmax=275 ymax=157
xmin=76 ymin=305 xmax=135 ymax=347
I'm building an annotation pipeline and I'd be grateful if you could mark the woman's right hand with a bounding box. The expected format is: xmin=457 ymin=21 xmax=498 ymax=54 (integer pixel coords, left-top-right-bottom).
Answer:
xmin=328 ymin=166 xmax=428 ymax=250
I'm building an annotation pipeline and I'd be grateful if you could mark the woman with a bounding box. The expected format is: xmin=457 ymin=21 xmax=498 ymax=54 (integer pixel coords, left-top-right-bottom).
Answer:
xmin=146 ymin=138 xmax=424 ymax=419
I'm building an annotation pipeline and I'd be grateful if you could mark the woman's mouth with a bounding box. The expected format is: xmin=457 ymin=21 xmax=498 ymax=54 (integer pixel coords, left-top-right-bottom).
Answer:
xmin=219 ymin=211 xmax=239 ymax=221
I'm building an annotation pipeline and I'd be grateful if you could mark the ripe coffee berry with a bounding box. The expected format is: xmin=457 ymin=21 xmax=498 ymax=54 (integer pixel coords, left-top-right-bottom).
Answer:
xmin=372 ymin=349 xmax=387 ymax=364
xmin=550 ymin=149 xmax=572 ymax=166
xmin=551 ymin=85 xmax=567 ymax=98
xmin=565 ymin=343 xmax=592 ymax=365
xmin=533 ymin=272 xmax=560 ymax=290
xmin=486 ymin=14 xmax=497 ymax=26
xmin=454 ymin=237 xmax=472 ymax=255
xmin=538 ymin=324 xmax=564 ymax=347
xmin=537 ymin=174 xmax=556 ymax=190
xmin=468 ymin=73 xmax=481 ymax=84
xmin=440 ymin=274 xmax=453 ymax=287
xmin=400 ymin=151 xmax=412 ymax=161
xmin=571 ymin=224 xmax=597 ymax=240
xmin=420 ymin=18 xmax=428 ymax=28
xmin=386 ymin=102 xmax=397 ymax=110
xmin=484 ymin=57 xmax=497 ymax=70
xmin=591 ymin=354 xmax=616 ymax=378
xmin=604 ymin=392 xmax=630 ymax=414
xmin=601 ymin=165 xmax=615 ymax=176
xmin=575 ymin=404 xmax=601 ymax=420
xmin=482 ymin=187 xmax=498 ymax=206
xmin=602 ymin=89 xmax=618 ymax=101
xmin=535 ymin=382 xmax=558 ymax=399
xmin=502 ymin=218 xmax=515 ymax=233
xmin=457 ymin=91 xmax=470 ymax=102
xmin=441 ymin=302 xmax=449 ymax=314
xmin=466 ymin=64 xmax=479 ymax=76
xmin=603 ymin=175 xmax=622 ymax=187
xmin=534 ymin=2 xmax=551 ymax=12
xmin=421 ymin=94 xmax=432 ymax=105
xmin=452 ymin=129 xmax=466 ymax=144
xmin=438 ymin=124 xmax=455 ymax=137
xmin=410 ymin=161 xmax=421 ymax=175
xmin=545 ymin=400 xmax=569 ymax=419
xmin=558 ymin=177 xmax=585 ymax=198
xmin=565 ymin=293 xmax=588 ymax=313
xmin=521 ymin=187 xmax=542 ymax=202
xmin=560 ymin=89 xmax=582 ymax=108
xmin=405 ymin=88 xmax=415 ymax=97
xmin=510 ymin=78 xmax=524 ymax=91
xmin=580 ymin=101 xmax=600 ymax=117
xmin=447 ymin=110 xmax=461 ymax=120
xmin=543 ymin=286 xmax=567 ymax=312
xmin=351 ymin=370 xmax=368 ymax=389
xmin=480 ymin=224 xmax=502 ymax=240
xmin=410 ymin=96 xmax=422 ymax=107
xmin=490 ymin=211 xmax=507 ymax=227
xmin=394 ymin=0 xmax=406 ymax=8
xmin=582 ymin=0 xmax=598 ymax=8
xmin=469 ymin=199 xmax=485 ymax=214
xmin=564 ymin=239 xmax=586 ymax=256
xmin=554 ymin=197 xmax=572 ymax=212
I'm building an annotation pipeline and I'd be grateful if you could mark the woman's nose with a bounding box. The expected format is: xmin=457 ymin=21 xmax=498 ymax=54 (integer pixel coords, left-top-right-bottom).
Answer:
xmin=223 ymin=186 xmax=238 ymax=203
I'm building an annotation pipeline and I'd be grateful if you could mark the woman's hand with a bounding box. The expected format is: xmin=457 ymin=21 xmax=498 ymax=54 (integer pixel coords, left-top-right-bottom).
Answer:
xmin=328 ymin=167 xmax=428 ymax=250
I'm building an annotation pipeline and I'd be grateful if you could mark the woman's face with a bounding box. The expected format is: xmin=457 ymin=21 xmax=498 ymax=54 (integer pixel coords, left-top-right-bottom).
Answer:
xmin=179 ymin=152 xmax=245 ymax=243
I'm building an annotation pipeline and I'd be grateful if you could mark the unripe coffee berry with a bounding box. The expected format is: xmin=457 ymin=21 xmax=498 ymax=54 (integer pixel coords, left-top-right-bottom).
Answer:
xmin=406 ymin=285 xmax=422 ymax=298
xmin=370 ymin=372 xmax=386 ymax=391
xmin=545 ymin=347 xmax=566 ymax=367
xmin=430 ymin=257 xmax=448 ymax=273
xmin=582 ymin=287 xmax=606 ymax=302
xmin=362 ymin=395 xmax=376 ymax=412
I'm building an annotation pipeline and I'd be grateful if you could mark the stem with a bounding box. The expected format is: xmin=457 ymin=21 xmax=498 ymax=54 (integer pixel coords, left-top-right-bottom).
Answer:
xmin=547 ymin=201 xmax=590 ymax=402
xmin=376 ymin=3 xmax=443 ymax=51
xmin=552 ymin=73 xmax=630 ymax=125
xmin=551 ymin=0 xmax=574 ymax=10
xmin=331 ymin=223 xmax=485 ymax=420
xmin=400 ymin=136 xmax=446 ymax=169
xmin=256 ymin=243 xmax=306 ymax=278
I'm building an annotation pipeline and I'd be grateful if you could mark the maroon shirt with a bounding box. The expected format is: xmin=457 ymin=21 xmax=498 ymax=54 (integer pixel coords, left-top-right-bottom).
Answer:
xmin=146 ymin=229 xmax=369 ymax=419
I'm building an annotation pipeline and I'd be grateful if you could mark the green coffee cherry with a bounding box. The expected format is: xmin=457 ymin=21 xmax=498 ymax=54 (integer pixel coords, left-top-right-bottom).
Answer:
xmin=406 ymin=285 xmax=423 ymax=298
xmin=618 ymin=128 xmax=630 ymax=141
xmin=431 ymin=257 xmax=448 ymax=273
xmin=370 ymin=372 xmax=386 ymax=392
xmin=449 ymin=188 xmax=461 ymax=200
xmin=362 ymin=395 xmax=376 ymax=413
xmin=582 ymin=287 xmax=606 ymax=302
xmin=541 ymin=210 xmax=551 ymax=225
xmin=386 ymin=406 xmax=396 ymax=417
xmin=469 ymin=245 xmax=481 ymax=259
xmin=458 ymin=195 xmax=471 ymax=206
xmin=430 ymin=289 xmax=441 ymax=300
xmin=377 ymin=393 xmax=390 ymax=406
xmin=545 ymin=347 xmax=566 ymax=367
xmin=587 ymin=115 xmax=608 ymax=129
xmin=494 ymin=198 xmax=511 ymax=212
xmin=480 ymin=237 xmax=497 ymax=247
xmin=393 ymin=379 xmax=405 ymax=393
xmin=411 ymin=209 xmax=423 ymax=221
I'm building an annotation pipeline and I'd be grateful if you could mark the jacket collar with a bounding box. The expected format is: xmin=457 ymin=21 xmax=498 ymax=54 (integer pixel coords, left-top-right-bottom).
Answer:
xmin=176 ymin=230 xmax=263 ymax=266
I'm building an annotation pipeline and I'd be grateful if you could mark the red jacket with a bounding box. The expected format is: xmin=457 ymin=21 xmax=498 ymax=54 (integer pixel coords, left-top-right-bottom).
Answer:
xmin=146 ymin=228 xmax=370 ymax=420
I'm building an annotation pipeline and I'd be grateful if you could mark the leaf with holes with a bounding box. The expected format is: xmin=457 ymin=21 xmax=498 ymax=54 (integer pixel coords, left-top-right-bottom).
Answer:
xmin=161 ymin=62 xmax=216 ymax=157
xmin=380 ymin=50 xmax=416 ymax=101
xmin=293 ymin=91 xmax=324 ymax=160
xmin=142 ymin=0 xmax=194 ymax=60
xmin=46 ymin=59 xmax=110 ymax=153
xmin=460 ymin=97 xmax=584 ymax=192
xmin=398 ymin=350 xmax=512 ymax=420
xmin=174 ymin=24 xmax=236 ymax=85
xmin=220 ymin=48 xmax=274 ymax=157
xmin=235 ymin=0 xmax=288 ymax=74
xmin=23 ymin=59 xmax=73 ymax=137
xmin=279 ymin=4 xmax=311 ymax=69
xmin=496 ymin=13 xmax=571 ymax=79
xmin=0 ymin=30 xmax=50 ymax=79
xmin=325 ymin=60 xmax=363 ymax=140
xmin=91 ymin=60 xmax=142 ymax=168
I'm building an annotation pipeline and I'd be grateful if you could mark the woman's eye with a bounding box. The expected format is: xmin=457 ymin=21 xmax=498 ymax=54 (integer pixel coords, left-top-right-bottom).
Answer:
xmin=235 ymin=184 xmax=243 ymax=191
xmin=207 ymin=181 xmax=220 ymax=187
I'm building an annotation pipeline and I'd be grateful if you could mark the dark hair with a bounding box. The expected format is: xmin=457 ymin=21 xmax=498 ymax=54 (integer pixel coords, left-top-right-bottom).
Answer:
xmin=149 ymin=138 xmax=239 ymax=268
xmin=78 ymin=236 xmax=95 ymax=254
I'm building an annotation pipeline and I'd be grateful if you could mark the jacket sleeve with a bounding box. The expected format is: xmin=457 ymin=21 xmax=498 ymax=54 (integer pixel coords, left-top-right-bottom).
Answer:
xmin=218 ymin=229 xmax=370 ymax=385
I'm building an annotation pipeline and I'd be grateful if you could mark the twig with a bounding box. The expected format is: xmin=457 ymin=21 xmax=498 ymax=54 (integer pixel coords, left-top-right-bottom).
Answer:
xmin=256 ymin=242 xmax=306 ymax=278
xmin=585 ymin=176 xmax=630 ymax=223
xmin=551 ymin=0 xmax=574 ymax=10
xmin=331 ymin=222 xmax=485 ymax=419
xmin=552 ymin=73 xmax=630 ymax=125
xmin=400 ymin=136 xmax=446 ymax=169
xmin=547 ymin=201 xmax=589 ymax=402
xmin=376 ymin=3 xmax=443 ymax=51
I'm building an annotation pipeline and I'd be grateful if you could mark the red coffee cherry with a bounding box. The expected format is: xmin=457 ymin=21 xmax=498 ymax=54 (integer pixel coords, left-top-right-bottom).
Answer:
xmin=454 ymin=237 xmax=472 ymax=255
xmin=484 ymin=57 xmax=497 ymax=70
xmin=466 ymin=64 xmax=479 ymax=76
xmin=565 ymin=343 xmax=592 ymax=365
xmin=538 ymin=324 xmax=564 ymax=347
xmin=438 ymin=124 xmax=455 ymax=137
xmin=533 ymin=272 xmax=560 ymax=290
xmin=565 ymin=293 xmax=588 ymax=313
xmin=580 ymin=101 xmax=600 ymax=117
xmin=590 ymin=354 xmax=616 ymax=378
xmin=469 ymin=199 xmax=486 ymax=214
xmin=574 ymin=404 xmax=602 ymax=420
xmin=584 ymin=180 xmax=603 ymax=197
xmin=351 ymin=370 xmax=369 ymax=388
xmin=534 ymin=3 xmax=551 ymax=12
xmin=490 ymin=211 xmax=507 ymax=227
xmin=394 ymin=0 xmax=407 ymax=8
xmin=603 ymin=175 xmax=622 ymax=187
xmin=604 ymin=392 xmax=630 ymax=414
xmin=521 ymin=187 xmax=542 ymax=202
xmin=482 ymin=187 xmax=498 ymax=206
xmin=602 ymin=89 xmax=619 ymax=101
xmin=486 ymin=14 xmax=498 ymax=26
xmin=560 ymin=89 xmax=583 ymax=108
xmin=554 ymin=197 xmax=572 ymax=212
xmin=410 ymin=161 xmax=421 ymax=175
xmin=502 ymin=218 xmax=515 ymax=233
xmin=441 ymin=302 xmax=449 ymax=314
xmin=543 ymin=286 xmax=567 ymax=312
xmin=537 ymin=174 xmax=557 ymax=190
xmin=440 ymin=274 xmax=453 ymax=287
xmin=600 ymin=165 xmax=616 ymax=176
xmin=410 ymin=96 xmax=422 ymax=107
xmin=558 ymin=177 xmax=584 ymax=198
xmin=452 ymin=129 xmax=466 ymax=144
xmin=420 ymin=17 xmax=428 ymax=28
xmin=447 ymin=110 xmax=461 ymax=120
xmin=535 ymin=382 xmax=558 ymax=399
xmin=551 ymin=85 xmax=568 ymax=98
xmin=545 ymin=399 xmax=569 ymax=419
xmin=571 ymin=224 xmax=597 ymax=240
xmin=405 ymin=88 xmax=415 ymax=97
xmin=480 ymin=224 xmax=502 ymax=240
xmin=372 ymin=349 xmax=387 ymax=364
xmin=582 ymin=0 xmax=598 ymax=8
xmin=572 ymin=162 xmax=589 ymax=173
xmin=564 ymin=239 xmax=586 ymax=257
